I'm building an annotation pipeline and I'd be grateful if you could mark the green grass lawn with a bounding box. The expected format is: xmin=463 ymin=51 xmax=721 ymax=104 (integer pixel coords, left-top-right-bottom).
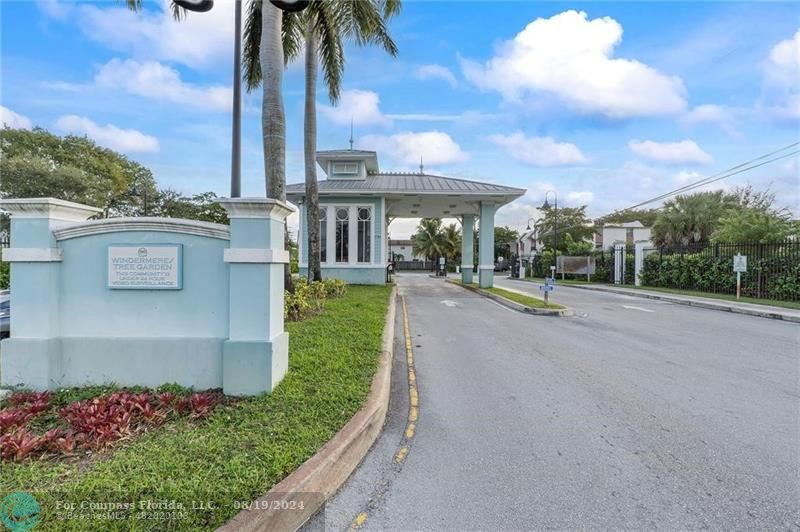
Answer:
xmin=0 ymin=284 xmax=392 ymax=531
xmin=453 ymin=280 xmax=564 ymax=309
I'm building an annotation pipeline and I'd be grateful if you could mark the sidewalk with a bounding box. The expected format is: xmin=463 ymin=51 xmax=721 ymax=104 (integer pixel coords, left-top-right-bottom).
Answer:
xmin=508 ymin=277 xmax=800 ymax=323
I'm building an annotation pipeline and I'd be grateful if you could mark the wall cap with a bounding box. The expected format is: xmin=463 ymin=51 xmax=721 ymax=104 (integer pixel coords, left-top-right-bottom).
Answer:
xmin=224 ymin=249 xmax=290 ymax=264
xmin=218 ymin=198 xmax=294 ymax=221
xmin=2 ymin=248 xmax=63 ymax=262
xmin=53 ymin=217 xmax=230 ymax=241
xmin=0 ymin=198 xmax=102 ymax=221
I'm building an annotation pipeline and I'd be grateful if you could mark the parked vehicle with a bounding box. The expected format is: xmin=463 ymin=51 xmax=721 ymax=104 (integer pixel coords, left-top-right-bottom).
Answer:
xmin=0 ymin=290 xmax=9 ymax=339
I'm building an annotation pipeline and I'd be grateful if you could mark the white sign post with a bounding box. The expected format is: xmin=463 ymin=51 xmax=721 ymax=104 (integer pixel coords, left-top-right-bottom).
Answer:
xmin=733 ymin=254 xmax=747 ymax=300
xmin=108 ymin=244 xmax=182 ymax=289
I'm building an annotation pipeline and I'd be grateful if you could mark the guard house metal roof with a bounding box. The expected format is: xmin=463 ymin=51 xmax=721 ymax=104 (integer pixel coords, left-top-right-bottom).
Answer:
xmin=286 ymin=172 xmax=525 ymax=218
xmin=287 ymin=148 xmax=525 ymax=217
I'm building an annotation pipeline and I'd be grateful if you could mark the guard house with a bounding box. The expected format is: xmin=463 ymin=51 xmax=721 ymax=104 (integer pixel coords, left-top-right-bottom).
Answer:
xmin=286 ymin=149 xmax=525 ymax=287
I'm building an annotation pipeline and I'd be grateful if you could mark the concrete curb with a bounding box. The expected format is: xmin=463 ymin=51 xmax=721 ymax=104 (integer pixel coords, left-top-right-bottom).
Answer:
xmin=447 ymin=279 xmax=574 ymax=317
xmin=218 ymin=285 xmax=398 ymax=532
xmin=508 ymin=277 xmax=800 ymax=324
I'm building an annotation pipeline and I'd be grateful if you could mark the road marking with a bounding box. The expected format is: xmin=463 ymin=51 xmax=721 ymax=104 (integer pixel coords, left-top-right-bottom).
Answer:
xmin=349 ymin=512 xmax=368 ymax=530
xmin=485 ymin=298 xmax=517 ymax=313
xmin=622 ymin=305 xmax=655 ymax=313
xmin=440 ymin=299 xmax=459 ymax=307
xmin=347 ymin=295 xmax=421 ymax=529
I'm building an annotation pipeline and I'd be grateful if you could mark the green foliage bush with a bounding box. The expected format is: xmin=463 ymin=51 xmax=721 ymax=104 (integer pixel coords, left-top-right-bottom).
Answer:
xmin=0 ymin=261 xmax=8 ymax=289
xmin=641 ymin=248 xmax=800 ymax=300
xmin=284 ymin=278 xmax=348 ymax=322
xmin=322 ymin=278 xmax=347 ymax=298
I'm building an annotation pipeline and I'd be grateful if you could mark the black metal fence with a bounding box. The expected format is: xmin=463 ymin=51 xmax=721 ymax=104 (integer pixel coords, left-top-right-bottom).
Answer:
xmin=641 ymin=240 xmax=800 ymax=302
xmin=394 ymin=260 xmax=436 ymax=271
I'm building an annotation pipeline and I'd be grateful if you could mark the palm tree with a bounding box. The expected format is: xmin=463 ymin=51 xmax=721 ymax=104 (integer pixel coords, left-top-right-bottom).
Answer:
xmin=441 ymin=223 xmax=462 ymax=264
xmin=412 ymin=218 xmax=445 ymax=262
xmin=245 ymin=1 xmax=399 ymax=281
xmin=652 ymin=191 xmax=735 ymax=247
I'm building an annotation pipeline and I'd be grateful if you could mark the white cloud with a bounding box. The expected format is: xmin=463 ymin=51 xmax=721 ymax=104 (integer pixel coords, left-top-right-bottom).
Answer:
xmin=488 ymin=132 xmax=587 ymax=167
xmin=319 ymin=89 xmax=391 ymax=127
xmin=628 ymin=139 xmax=712 ymax=165
xmin=36 ymin=0 xmax=70 ymax=19
xmin=0 ymin=106 xmax=33 ymax=129
xmin=73 ymin=1 xmax=234 ymax=70
xmin=765 ymin=29 xmax=800 ymax=88
xmin=94 ymin=58 xmax=231 ymax=111
xmin=55 ymin=115 xmax=159 ymax=153
xmin=357 ymin=131 xmax=468 ymax=166
xmin=460 ymin=10 xmax=687 ymax=118
xmin=682 ymin=104 xmax=741 ymax=138
xmin=415 ymin=64 xmax=457 ymax=87
xmin=672 ymin=170 xmax=728 ymax=194
xmin=763 ymin=29 xmax=800 ymax=119
xmin=567 ymin=191 xmax=594 ymax=204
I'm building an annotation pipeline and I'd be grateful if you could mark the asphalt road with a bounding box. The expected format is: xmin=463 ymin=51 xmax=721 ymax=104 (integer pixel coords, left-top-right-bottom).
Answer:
xmin=308 ymin=273 xmax=799 ymax=531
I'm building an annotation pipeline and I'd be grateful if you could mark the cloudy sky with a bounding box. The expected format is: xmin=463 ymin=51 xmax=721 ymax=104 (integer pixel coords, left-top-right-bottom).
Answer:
xmin=2 ymin=1 xmax=798 ymax=238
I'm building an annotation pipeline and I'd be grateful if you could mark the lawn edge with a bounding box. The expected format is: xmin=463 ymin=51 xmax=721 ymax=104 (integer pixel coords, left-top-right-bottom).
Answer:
xmin=517 ymin=279 xmax=799 ymax=323
xmin=217 ymin=284 xmax=397 ymax=532
xmin=446 ymin=279 xmax=574 ymax=317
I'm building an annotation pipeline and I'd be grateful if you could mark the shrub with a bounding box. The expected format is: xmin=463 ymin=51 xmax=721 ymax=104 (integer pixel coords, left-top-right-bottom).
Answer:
xmin=0 ymin=260 xmax=8 ymax=289
xmin=0 ymin=388 xmax=222 ymax=461
xmin=640 ymin=248 xmax=800 ymax=300
xmin=323 ymin=278 xmax=347 ymax=298
xmin=284 ymin=279 xmax=347 ymax=322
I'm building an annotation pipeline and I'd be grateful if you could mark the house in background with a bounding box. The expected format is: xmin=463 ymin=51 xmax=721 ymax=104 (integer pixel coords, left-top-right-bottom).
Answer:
xmin=388 ymin=239 xmax=424 ymax=262
xmin=516 ymin=228 xmax=542 ymax=258
xmin=595 ymin=221 xmax=653 ymax=249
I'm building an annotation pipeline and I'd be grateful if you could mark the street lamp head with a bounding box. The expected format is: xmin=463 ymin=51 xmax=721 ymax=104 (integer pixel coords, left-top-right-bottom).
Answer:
xmin=173 ymin=0 xmax=214 ymax=12
xmin=541 ymin=199 xmax=550 ymax=210
xmin=269 ymin=0 xmax=310 ymax=12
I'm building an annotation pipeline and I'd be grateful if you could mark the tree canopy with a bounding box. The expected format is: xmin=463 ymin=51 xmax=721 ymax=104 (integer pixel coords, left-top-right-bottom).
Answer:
xmin=536 ymin=204 xmax=595 ymax=253
xmin=0 ymin=127 xmax=157 ymax=217
xmin=0 ymin=127 xmax=227 ymax=225
xmin=651 ymin=186 xmax=794 ymax=246
xmin=411 ymin=218 xmax=461 ymax=263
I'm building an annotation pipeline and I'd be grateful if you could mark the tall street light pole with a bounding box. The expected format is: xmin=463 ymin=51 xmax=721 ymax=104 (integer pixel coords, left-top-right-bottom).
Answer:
xmin=230 ymin=0 xmax=242 ymax=198
xmin=541 ymin=191 xmax=558 ymax=277
xmin=174 ymin=0 xmax=308 ymax=198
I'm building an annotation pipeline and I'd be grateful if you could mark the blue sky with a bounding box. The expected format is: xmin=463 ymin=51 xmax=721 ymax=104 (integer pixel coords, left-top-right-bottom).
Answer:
xmin=2 ymin=0 xmax=798 ymax=237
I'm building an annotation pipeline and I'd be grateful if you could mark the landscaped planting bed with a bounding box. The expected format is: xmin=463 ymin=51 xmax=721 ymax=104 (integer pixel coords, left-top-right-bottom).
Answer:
xmin=0 ymin=284 xmax=392 ymax=531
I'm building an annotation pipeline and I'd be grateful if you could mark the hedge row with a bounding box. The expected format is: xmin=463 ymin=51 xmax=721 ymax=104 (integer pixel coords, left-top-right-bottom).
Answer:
xmin=640 ymin=253 xmax=800 ymax=300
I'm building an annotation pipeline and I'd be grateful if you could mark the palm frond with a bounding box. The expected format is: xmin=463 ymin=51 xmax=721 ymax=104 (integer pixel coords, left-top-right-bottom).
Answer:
xmin=282 ymin=10 xmax=306 ymax=65
xmin=243 ymin=0 xmax=306 ymax=91
xmin=242 ymin=0 xmax=263 ymax=91
xmin=311 ymin=1 xmax=345 ymax=103
xmin=120 ymin=0 xmax=185 ymax=20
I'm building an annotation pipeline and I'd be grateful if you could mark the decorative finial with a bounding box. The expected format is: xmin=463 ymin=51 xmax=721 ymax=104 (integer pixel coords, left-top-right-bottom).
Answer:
xmin=349 ymin=119 xmax=354 ymax=150
xmin=419 ymin=156 xmax=424 ymax=174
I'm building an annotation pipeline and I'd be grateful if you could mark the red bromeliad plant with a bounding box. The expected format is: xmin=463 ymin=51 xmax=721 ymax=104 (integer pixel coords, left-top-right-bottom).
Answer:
xmin=0 ymin=387 xmax=224 ymax=461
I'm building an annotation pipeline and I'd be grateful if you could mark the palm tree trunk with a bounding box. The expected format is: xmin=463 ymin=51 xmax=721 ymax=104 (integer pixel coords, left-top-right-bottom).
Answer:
xmin=260 ymin=0 xmax=293 ymax=292
xmin=304 ymin=20 xmax=322 ymax=282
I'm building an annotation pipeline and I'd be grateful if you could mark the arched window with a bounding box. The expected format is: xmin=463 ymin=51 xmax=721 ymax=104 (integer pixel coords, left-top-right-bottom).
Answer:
xmin=357 ymin=207 xmax=372 ymax=263
xmin=319 ymin=207 xmax=327 ymax=263
xmin=335 ymin=208 xmax=349 ymax=263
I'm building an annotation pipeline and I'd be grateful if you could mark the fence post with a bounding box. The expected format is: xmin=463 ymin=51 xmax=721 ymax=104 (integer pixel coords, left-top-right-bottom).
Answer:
xmin=634 ymin=241 xmax=648 ymax=287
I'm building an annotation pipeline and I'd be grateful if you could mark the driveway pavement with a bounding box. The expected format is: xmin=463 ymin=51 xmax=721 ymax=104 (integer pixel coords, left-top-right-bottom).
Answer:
xmin=308 ymin=273 xmax=799 ymax=531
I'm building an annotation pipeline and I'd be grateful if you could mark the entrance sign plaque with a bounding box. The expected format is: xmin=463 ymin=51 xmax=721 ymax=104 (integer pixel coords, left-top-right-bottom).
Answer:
xmin=108 ymin=244 xmax=183 ymax=290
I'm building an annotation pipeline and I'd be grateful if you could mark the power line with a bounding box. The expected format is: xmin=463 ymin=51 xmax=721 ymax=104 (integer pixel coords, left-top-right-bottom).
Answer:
xmin=622 ymin=142 xmax=798 ymax=210
xmin=529 ymin=142 xmax=799 ymax=237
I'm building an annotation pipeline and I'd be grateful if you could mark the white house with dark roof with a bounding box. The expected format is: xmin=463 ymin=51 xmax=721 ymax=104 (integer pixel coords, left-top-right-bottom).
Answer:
xmin=286 ymin=148 xmax=525 ymax=286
